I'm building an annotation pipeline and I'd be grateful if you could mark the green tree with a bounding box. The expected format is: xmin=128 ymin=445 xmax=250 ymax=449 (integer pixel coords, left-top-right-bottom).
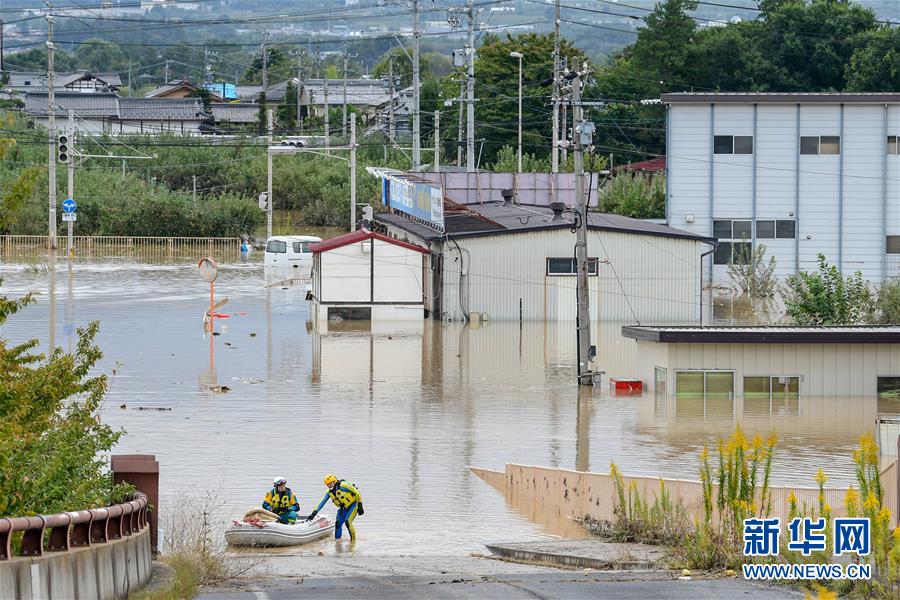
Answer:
xmin=781 ymin=254 xmax=874 ymax=325
xmin=599 ymin=172 xmax=665 ymax=219
xmin=372 ymin=48 xmax=452 ymax=89
xmin=0 ymin=114 xmax=40 ymax=233
xmin=74 ymin=39 xmax=128 ymax=73
xmin=242 ymin=47 xmax=289 ymax=85
xmin=0 ymin=284 xmax=128 ymax=516
xmin=630 ymin=0 xmax=700 ymax=87
xmin=277 ymin=81 xmax=298 ymax=131
xmin=6 ymin=47 xmax=76 ymax=72
xmin=845 ymin=26 xmax=900 ymax=92
xmin=257 ymin=91 xmax=268 ymax=135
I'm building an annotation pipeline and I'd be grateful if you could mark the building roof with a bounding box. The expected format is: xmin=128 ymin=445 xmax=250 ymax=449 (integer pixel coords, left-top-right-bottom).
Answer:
xmin=661 ymin=92 xmax=900 ymax=105
xmin=25 ymin=92 xmax=210 ymax=121
xmin=210 ymin=103 xmax=259 ymax=123
xmin=622 ymin=325 xmax=900 ymax=344
xmin=612 ymin=156 xmax=666 ymax=174
xmin=144 ymin=79 xmax=200 ymax=98
xmin=310 ymin=228 xmax=430 ymax=254
xmin=55 ymin=71 xmax=123 ymax=89
xmin=376 ymin=201 xmax=714 ymax=244
xmin=5 ymin=71 xmax=122 ymax=91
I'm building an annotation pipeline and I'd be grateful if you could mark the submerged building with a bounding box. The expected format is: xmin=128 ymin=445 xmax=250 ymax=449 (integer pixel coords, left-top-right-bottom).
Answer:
xmin=663 ymin=92 xmax=900 ymax=284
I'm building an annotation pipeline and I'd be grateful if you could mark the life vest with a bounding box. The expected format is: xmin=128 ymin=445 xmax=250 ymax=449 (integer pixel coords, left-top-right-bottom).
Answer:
xmin=328 ymin=480 xmax=360 ymax=509
xmin=269 ymin=487 xmax=296 ymax=511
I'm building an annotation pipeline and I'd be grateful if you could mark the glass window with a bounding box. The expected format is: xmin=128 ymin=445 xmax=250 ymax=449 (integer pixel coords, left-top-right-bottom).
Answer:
xmin=714 ymin=135 xmax=734 ymax=154
xmin=888 ymin=136 xmax=898 ymax=155
xmin=878 ymin=376 xmax=900 ymax=416
xmin=886 ymin=236 xmax=900 ymax=254
xmin=776 ymin=220 xmax=796 ymax=239
xmin=713 ymin=220 xmax=732 ymax=239
xmin=820 ymin=136 xmax=840 ymax=155
xmin=756 ymin=220 xmax=776 ymax=239
xmin=734 ymin=136 xmax=753 ymax=154
xmin=266 ymin=240 xmax=287 ymax=253
xmin=772 ymin=376 xmax=800 ymax=398
xmin=713 ymin=242 xmax=732 ymax=265
xmin=733 ymin=242 xmax=752 ymax=265
xmin=292 ymin=242 xmax=313 ymax=254
xmin=676 ymin=372 xmax=705 ymax=396
xmin=706 ymin=372 xmax=734 ymax=397
xmin=546 ymin=258 xmax=598 ymax=275
xmin=744 ymin=376 xmax=771 ymax=398
xmin=800 ymin=136 xmax=819 ymax=155
xmin=732 ymin=220 xmax=752 ymax=240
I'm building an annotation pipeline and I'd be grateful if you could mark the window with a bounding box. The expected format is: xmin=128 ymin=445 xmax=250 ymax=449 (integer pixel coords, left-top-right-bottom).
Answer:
xmin=713 ymin=219 xmax=752 ymax=265
xmin=327 ymin=306 xmax=372 ymax=321
xmin=546 ymin=257 xmax=599 ymax=276
xmin=292 ymin=241 xmax=313 ymax=254
xmin=887 ymin=236 xmax=900 ymax=254
xmin=744 ymin=376 xmax=800 ymax=398
xmin=801 ymin=135 xmax=840 ymax=155
xmin=676 ymin=371 xmax=734 ymax=397
xmin=878 ymin=376 xmax=900 ymax=417
xmin=888 ymin=136 xmax=899 ymax=155
xmin=756 ymin=220 xmax=796 ymax=240
xmin=714 ymin=135 xmax=753 ymax=155
xmin=266 ymin=240 xmax=287 ymax=253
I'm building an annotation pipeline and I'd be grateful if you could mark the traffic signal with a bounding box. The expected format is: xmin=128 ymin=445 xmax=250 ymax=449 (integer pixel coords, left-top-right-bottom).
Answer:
xmin=57 ymin=133 xmax=70 ymax=163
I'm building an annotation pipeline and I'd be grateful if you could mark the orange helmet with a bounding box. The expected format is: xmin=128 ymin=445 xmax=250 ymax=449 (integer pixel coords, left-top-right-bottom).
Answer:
xmin=324 ymin=474 xmax=338 ymax=487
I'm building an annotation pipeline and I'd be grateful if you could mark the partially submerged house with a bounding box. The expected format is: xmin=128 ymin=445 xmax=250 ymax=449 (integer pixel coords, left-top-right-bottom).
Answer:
xmin=308 ymin=229 xmax=430 ymax=324
xmin=368 ymin=170 xmax=715 ymax=323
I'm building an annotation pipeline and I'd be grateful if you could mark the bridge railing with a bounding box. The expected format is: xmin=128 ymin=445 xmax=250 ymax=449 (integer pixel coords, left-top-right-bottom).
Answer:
xmin=0 ymin=492 xmax=148 ymax=561
xmin=0 ymin=235 xmax=244 ymax=263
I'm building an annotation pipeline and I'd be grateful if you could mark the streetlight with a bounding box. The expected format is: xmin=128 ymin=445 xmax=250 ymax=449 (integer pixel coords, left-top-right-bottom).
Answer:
xmin=509 ymin=51 xmax=524 ymax=173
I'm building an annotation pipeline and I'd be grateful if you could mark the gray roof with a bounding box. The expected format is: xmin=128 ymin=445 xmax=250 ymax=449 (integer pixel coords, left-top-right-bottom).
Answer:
xmin=210 ymin=103 xmax=258 ymax=123
xmin=623 ymin=325 xmax=900 ymax=344
xmin=235 ymin=85 xmax=263 ymax=99
xmin=377 ymin=202 xmax=715 ymax=243
xmin=144 ymin=80 xmax=199 ymax=98
xmin=662 ymin=92 xmax=900 ymax=105
xmin=25 ymin=92 xmax=210 ymax=121
xmin=6 ymin=71 xmax=122 ymax=90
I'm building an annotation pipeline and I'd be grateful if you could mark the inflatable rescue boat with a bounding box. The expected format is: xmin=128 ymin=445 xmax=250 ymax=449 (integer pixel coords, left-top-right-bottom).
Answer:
xmin=225 ymin=508 xmax=334 ymax=547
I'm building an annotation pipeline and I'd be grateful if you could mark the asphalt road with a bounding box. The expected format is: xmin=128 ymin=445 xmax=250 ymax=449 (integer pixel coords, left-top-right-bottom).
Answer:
xmin=201 ymin=572 xmax=802 ymax=599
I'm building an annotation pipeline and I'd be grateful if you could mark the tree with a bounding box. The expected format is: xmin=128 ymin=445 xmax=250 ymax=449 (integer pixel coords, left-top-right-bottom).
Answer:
xmin=599 ymin=172 xmax=665 ymax=219
xmin=372 ymin=47 xmax=451 ymax=89
xmin=0 ymin=282 xmax=128 ymax=516
xmin=629 ymin=0 xmax=700 ymax=87
xmin=5 ymin=47 xmax=76 ymax=72
xmin=242 ymin=47 xmax=289 ymax=85
xmin=845 ymin=26 xmax=900 ymax=92
xmin=277 ymin=81 xmax=298 ymax=131
xmin=74 ymin=39 xmax=128 ymax=73
xmin=0 ymin=114 xmax=40 ymax=234
xmin=257 ymin=91 xmax=268 ymax=135
xmin=781 ymin=254 xmax=873 ymax=325
xmin=727 ymin=244 xmax=778 ymax=299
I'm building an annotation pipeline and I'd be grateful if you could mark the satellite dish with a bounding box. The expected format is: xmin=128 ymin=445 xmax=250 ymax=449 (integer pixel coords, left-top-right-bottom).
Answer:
xmin=198 ymin=257 xmax=218 ymax=283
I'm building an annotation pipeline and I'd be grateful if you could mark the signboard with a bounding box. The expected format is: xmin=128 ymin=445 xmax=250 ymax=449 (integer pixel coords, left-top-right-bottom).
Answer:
xmin=62 ymin=213 xmax=76 ymax=222
xmin=205 ymin=83 xmax=238 ymax=100
xmin=379 ymin=173 xmax=444 ymax=230
xmin=62 ymin=198 xmax=76 ymax=213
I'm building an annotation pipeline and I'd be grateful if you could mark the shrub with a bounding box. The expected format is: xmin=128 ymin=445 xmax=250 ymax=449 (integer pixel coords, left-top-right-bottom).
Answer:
xmin=727 ymin=243 xmax=778 ymax=299
xmin=875 ymin=278 xmax=900 ymax=324
xmin=599 ymin=172 xmax=665 ymax=219
xmin=781 ymin=254 xmax=874 ymax=325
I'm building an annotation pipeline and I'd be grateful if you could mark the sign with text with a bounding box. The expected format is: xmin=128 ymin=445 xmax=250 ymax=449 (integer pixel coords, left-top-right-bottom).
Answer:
xmin=379 ymin=173 xmax=444 ymax=230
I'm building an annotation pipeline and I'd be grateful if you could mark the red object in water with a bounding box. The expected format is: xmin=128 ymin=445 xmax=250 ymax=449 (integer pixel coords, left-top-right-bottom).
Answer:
xmin=211 ymin=313 xmax=231 ymax=318
xmin=610 ymin=379 xmax=643 ymax=394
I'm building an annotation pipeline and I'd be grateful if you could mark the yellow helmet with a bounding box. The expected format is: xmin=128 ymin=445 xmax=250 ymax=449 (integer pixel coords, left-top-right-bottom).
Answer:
xmin=324 ymin=474 xmax=338 ymax=487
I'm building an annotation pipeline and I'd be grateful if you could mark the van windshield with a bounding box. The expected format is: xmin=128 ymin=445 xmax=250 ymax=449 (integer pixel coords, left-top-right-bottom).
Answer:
xmin=266 ymin=240 xmax=287 ymax=253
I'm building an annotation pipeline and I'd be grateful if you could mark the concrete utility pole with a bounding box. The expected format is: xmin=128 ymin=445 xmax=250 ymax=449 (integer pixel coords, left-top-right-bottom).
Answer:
xmin=296 ymin=57 xmax=303 ymax=131
xmin=47 ymin=11 xmax=57 ymax=250
xmin=572 ymin=70 xmax=592 ymax=386
xmin=192 ymin=175 xmax=197 ymax=203
xmin=267 ymin=108 xmax=273 ymax=239
xmin=457 ymin=76 xmax=464 ymax=167
xmin=66 ymin=111 xmax=74 ymax=257
xmin=551 ymin=0 xmax=561 ymax=179
xmin=388 ymin=55 xmax=396 ymax=143
xmin=509 ymin=51 xmax=524 ymax=173
xmin=323 ymin=77 xmax=330 ymax=150
xmin=164 ymin=59 xmax=170 ymax=83
xmin=412 ymin=0 xmax=421 ymax=170
xmin=350 ymin=112 xmax=357 ymax=231
xmin=465 ymin=0 xmax=476 ymax=173
xmin=261 ymin=31 xmax=268 ymax=91
xmin=433 ymin=110 xmax=440 ymax=173
xmin=342 ymin=49 xmax=349 ymax=137
xmin=561 ymin=56 xmax=568 ymax=165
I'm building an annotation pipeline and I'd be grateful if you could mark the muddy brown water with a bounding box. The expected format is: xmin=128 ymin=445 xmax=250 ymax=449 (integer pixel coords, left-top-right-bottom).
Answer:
xmin=0 ymin=259 xmax=883 ymax=555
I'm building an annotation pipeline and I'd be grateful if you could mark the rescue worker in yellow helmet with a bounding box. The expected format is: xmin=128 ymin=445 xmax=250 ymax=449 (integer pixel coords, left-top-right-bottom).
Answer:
xmin=262 ymin=477 xmax=301 ymax=524
xmin=306 ymin=474 xmax=364 ymax=540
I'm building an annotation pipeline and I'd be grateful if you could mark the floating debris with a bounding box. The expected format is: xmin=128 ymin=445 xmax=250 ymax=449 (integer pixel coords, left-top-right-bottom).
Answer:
xmin=207 ymin=385 xmax=231 ymax=393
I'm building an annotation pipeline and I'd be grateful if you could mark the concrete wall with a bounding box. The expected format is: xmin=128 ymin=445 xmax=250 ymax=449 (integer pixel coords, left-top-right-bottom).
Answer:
xmin=0 ymin=527 xmax=152 ymax=600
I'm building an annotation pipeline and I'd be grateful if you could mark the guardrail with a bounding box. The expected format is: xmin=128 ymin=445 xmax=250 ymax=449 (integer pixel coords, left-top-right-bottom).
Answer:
xmin=0 ymin=235 xmax=243 ymax=263
xmin=0 ymin=492 xmax=148 ymax=561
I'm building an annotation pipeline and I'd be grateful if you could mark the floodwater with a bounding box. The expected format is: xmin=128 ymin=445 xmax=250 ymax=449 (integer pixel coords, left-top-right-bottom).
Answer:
xmin=0 ymin=257 xmax=882 ymax=555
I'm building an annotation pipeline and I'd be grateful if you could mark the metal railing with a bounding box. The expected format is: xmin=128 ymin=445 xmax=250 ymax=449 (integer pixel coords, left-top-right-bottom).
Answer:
xmin=0 ymin=235 xmax=243 ymax=263
xmin=0 ymin=492 xmax=148 ymax=560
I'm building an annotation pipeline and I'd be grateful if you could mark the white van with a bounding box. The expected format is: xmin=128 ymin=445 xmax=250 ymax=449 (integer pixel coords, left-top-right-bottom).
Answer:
xmin=264 ymin=235 xmax=322 ymax=268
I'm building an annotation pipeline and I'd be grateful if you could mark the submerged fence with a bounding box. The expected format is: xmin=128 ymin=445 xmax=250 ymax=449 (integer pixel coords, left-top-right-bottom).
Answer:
xmin=0 ymin=235 xmax=243 ymax=263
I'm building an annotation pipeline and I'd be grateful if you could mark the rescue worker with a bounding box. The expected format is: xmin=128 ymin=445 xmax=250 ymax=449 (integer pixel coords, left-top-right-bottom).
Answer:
xmin=262 ymin=477 xmax=301 ymax=524
xmin=306 ymin=474 xmax=364 ymax=541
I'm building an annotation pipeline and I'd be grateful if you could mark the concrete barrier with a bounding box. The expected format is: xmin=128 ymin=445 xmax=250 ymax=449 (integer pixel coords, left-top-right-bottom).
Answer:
xmin=0 ymin=527 xmax=151 ymax=600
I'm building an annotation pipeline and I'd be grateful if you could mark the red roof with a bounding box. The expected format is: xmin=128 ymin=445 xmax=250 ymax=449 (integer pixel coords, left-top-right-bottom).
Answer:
xmin=612 ymin=156 xmax=666 ymax=174
xmin=309 ymin=228 xmax=430 ymax=254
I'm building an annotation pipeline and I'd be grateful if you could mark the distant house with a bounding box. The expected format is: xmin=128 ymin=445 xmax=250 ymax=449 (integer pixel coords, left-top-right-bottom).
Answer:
xmin=236 ymin=78 xmax=392 ymax=125
xmin=209 ymin=103 xmax=259 ymax=127
xmin=145 ymin=79 xmax=222 ymax=101
xmin=25 ymin=92 xmax=215 ymax=135
xmin=2 ymin=71 xmax=122 ymax=97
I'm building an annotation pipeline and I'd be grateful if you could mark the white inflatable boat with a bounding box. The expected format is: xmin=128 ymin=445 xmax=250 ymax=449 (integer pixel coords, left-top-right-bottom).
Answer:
xmin=225 ymin=509 xmax=334 ymax=547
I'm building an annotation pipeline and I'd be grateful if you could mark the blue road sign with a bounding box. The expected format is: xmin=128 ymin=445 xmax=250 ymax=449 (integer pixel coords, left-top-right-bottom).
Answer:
xmin=62 ymin=198 xmax=77 ymax=213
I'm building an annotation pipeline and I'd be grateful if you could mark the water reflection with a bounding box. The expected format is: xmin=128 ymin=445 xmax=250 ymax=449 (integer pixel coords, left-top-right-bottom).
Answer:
xmin=0 ymin=260 xmax=884 ymax=555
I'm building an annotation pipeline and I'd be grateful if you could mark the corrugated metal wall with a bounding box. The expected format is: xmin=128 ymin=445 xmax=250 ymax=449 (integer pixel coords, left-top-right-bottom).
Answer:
xmin=440 ymin=229 xmax=703 ymax=323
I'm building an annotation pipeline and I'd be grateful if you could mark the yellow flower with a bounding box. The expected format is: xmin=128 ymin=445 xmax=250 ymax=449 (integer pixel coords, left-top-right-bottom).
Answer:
xmin=788 ymin=491 xmax=797 ymax=505
xmin=804 ymin=584 xmax=837 ymax=600
xmin=863 ymin=491 xmax=880 ymax=512
xmin=814 ymin=469 xmax=827 ymax=487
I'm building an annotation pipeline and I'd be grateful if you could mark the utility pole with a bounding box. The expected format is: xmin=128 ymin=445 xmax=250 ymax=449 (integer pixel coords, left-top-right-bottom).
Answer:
xmin=465 ymin=0 xmax=475 ymax=173
xmin=192 ymin=175 xmax=197 ymax=203
xmin=388 ymin=55 xmax=396 ymax=143
xmin=296 ymin=56 xmax=303 ymax=132
xmin=350 ymin=112 xmax=357 ymax=231
xmin=66 ymin=111 xmax=74 ymax=258
xmin=412 ymin=0 xmax=421 ymax=170
xmin=267 ymin=108 xmax=273 ymax=239
xmin=127 ymin=61 xmax=132 ymax=95
xmin=509 ymin=51 xmax=523 ymax=173
xmin=262 ymin=31 xmax=268 ymax=91
xmin=47 ymin=11 xmax=57 ymax=250
xmin=457 ymin=76 xmax=464 ymax=167
xmin=572 ymin=70 xmax=592 ymax=386
xmin=552 ymin=0 xmax=561 ymax=175
xmin=342 ymin=48 xmax=348 ymax=137
xmin=1 ymin=19 xmax=5 ymax=72
xmin=433 ymin=110 xmax=440 ymax=173
xmin=561 ymin=56 xmax=569 ymax=165
xmin=164 ymin=59 xmax=170 ymax=83
xmin=323 ymin=77 xmax=330 ymax=150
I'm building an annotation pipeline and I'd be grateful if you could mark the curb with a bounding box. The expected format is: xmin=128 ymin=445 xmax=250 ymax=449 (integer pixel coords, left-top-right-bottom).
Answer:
xmin=484 ymin=544 xmax=662 ymax=571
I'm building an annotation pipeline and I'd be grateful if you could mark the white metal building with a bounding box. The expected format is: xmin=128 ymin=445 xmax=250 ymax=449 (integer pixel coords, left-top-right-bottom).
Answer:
xmin=375 ymin=201 xmax=715 ymax=323
xmin=308 ymin=229 xmax=429 ymax=323
xmin=663 ymin=92 xmax=900 ymax=283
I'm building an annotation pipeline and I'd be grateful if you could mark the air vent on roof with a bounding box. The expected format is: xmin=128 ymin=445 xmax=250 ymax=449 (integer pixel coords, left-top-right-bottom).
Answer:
xmin=550 ymin=201 xmax=566 ymax=221
xmin=500 ymin=188 xmax=515 ymax=205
